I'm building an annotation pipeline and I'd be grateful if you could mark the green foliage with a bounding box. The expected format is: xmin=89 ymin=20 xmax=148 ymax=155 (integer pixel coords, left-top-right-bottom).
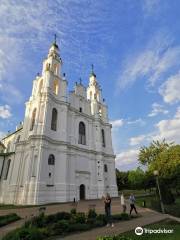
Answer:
xmin=2 ymin=227 xmax=45 ymax=240
xmin=3 ymin=209 xmax=135 ymax=239
xmin=73 ymin=212 xmax=86 ymax=223
xmin=160 ymin=183 xmax=175 ymax=205
xmin=0 ymin=213 xmax=21 ymax=227
xmin=128 ymin=167 xmax=145 ymax=189
xmin=70 ymin=208 xmax=77 ymax=215
xmin=87 ymin=208 xmax=97 ymax=219
xmin=116 ymin=169 xmax=129 ymax=190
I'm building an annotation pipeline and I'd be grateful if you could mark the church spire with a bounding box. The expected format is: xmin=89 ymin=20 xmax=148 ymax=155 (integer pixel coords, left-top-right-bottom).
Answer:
xmin=90 ymin=64 xmax=96 ymax=77
xmin=51 ymin=33 xmax=59 ymax=49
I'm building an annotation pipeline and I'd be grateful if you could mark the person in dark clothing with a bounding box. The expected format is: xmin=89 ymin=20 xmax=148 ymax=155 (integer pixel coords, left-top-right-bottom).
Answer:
xmin=129 ymin=193 xmax=138 ymax=215
xmin=104 ymin=193 xmax=114 ymax=227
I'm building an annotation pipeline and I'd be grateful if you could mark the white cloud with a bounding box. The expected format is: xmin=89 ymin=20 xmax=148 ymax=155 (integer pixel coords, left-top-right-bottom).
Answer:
xmin=116 ymin=149 xmax=139 ymax=169
xmin=0 ymin=105 xmax=12 ymax=119
xmin=110 ymin=119 xmax=124 ymax=128
xmin=152 ymin=107 xmax=180 ymax=144
xmin=129 ymin=135 xmax=146 ymax=146
xmin=118 ymin=32 xmax=180 ymax=89
xmin=148 ymin=102 xmax=168 ymax=117
xmin=159 ymin=71 xmax=180 ymax=104
xmin=127 ymin=118 xmax=146 ymax=126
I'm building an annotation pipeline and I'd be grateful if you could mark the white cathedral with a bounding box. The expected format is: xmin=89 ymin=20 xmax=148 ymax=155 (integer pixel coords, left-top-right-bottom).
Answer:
xmin=0 ymin=40 xmax=118 ymax=205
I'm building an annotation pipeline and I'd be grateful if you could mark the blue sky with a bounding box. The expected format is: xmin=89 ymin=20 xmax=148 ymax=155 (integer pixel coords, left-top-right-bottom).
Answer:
xmin=0 ymin=0 xmax=180 ymax=171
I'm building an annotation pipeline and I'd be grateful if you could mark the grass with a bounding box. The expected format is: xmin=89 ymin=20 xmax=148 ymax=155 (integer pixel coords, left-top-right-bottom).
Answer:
xmin=124 ymin=219 xmax=180 ymax=240
xmin=0 ymin=213 xmax=21 ymax=227
xmin=136 ymin=195 xmax=180 ymax=217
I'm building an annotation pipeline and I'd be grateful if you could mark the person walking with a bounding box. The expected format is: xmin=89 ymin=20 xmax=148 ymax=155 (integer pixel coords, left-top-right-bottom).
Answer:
xmin=129 ymin=193 xmax=138 ymax=215
xmin=104 ymin=193 xmax=114 ymax=227
xmin=120 ymin=192 xmax=126 ymax=213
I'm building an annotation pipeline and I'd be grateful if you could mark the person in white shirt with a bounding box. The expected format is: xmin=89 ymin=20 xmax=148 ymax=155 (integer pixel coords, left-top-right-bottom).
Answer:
xmin=129 ymin=193 xmax=138 ymax=215
xmin=120 ymin=192 xmax=126 ymax=213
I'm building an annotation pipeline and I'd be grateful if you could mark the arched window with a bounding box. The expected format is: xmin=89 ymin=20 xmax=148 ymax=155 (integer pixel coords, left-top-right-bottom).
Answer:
xmin=101 ymin=129 xmax=105 ymax=147
xmin=53 ymin=79 xmax=59 ymax=95
xmin=48 ymin=154 xmax=55 ymax=165
xmin=30 ymin=108 xmax=36 ymax=131
xmin=78 ymin=122 xmax=86 ymax=145
xmin=38 ymin=79 xmax=43 ymax=93
xmin=104 ymin=164 xmax=108 ymax=173
xmin=51 ymin=108 xmax=58 ymax=131
xmin=4 ymin=159 xmax=11 ymax=180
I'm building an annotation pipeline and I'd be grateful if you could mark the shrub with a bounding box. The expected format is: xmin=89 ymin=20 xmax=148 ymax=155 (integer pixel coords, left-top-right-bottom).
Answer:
xmin=68 ymin=223 xmax=91 ymax=232
xmin=70 ymin=208 xmax=77 ymax=215
xmin=150 ymin=199 xmax=161 ymax=211
xmin=55 ymin=211 xmax=71 ymax=220
xmin=49 ymin=219 xmax=69 ymax=235
xmin=120 ymin=213 xmax=130 ymax=220
xmin=73 ymin=212 xmax=86 ymax=224
xmin=96 ymin=214 xmax=107 ymax=224
xmin=28 ymin=213 xmax=46 ymax=228
xmin=112 ymin=214 xmax=122 ymax=221
xmin=0 ymin=213 xmax=21 ymax=227
xmin=160 ymin=185 xmax=175 ymax=205
xmin=2 ymin=227 xmax=45 ymax=240
xmin=87 ymin=209 xmax=97 ymax=219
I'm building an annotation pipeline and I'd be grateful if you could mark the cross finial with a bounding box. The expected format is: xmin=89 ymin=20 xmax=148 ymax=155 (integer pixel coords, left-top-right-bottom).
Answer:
xmin=91 ymin=64 xmax=94 ymax=73
xmin=79 ymin=77 xmax=82 ymax=84
xmin=54 ymin=34 xmax=57 ymax=44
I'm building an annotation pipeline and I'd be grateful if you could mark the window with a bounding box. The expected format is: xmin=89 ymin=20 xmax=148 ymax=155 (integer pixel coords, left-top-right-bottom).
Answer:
xmin=51 ymin=108 xmax=58 ymax=131
xmin=48 ymin=154 xmax=55 ymax=165
xmin=78 ymin=122 xmax=86 ymax=145
xmin=4 ymin=159 xmax=11 ymax=180
xmin=104 ymin=164 xmax=108 ymax=173
xmin=30 ymin=108 xmax=36 ymax=131
xmin=79 ymin=107 xmax=82 ymax=112
xmin=101 ymin=129 xmax=105 ymax=147
xmin=53 ymin=79 xmax=59 ymax=95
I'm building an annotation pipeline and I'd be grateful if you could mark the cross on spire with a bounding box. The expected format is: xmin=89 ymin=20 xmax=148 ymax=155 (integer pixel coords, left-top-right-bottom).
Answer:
xmin=79 ymin=77 xmax=82 ymax=84
xmin=91 ymin=64 xmax=94 ymax=73
xmin=54 ymin=34 xmax=57 ymax=44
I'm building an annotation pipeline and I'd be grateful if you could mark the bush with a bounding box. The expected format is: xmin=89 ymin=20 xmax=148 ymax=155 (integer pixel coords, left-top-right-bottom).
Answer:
xmin=70 ymin=208 xmax=77 ymax=215
xmin=160 ymin=185 xmax=175 ymax=205
xmin=49 ymin=219 xmax=69 ymax=235
xmin=87 ymin=209 xmax=97 ymax=219
xmin=150 ymin=199 xmax=161 ymax=211
xmin=2 ymin=227 xmax=45 ymax=240
xmin=120 ymin=213 xmax=130 ymax=220
xmin=68 ymin=223 xmax=91 ymax=232
xmin=28 ymin=213 xmax=46 ymax=228
xmin=55 ymin=211 xmax=71 ymax=221
xmin=0 ymin=213 xmax=21 ymax=227
xmin=96 ymin=214 xmax=107 ymax=224
xmin=73 ymin=212 xmax=86 ymax=224
xmin=112 ymin=214 xmax=122 ymax=221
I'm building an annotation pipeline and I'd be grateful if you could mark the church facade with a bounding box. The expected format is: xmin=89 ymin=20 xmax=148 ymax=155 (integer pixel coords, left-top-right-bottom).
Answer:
xmin=0 ymin=41 xmax=118 ymax=205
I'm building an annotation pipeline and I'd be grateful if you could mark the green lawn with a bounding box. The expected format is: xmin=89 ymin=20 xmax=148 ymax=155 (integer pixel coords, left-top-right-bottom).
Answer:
xmin=124 ymin=219 xmax=180 ymax=240
xmin=136 ymin=195 xmax=180 ymax=217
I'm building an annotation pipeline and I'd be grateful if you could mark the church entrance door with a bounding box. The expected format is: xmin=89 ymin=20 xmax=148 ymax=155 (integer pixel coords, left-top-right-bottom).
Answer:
xmin=80 ymin=184 xmax=85 ymax=200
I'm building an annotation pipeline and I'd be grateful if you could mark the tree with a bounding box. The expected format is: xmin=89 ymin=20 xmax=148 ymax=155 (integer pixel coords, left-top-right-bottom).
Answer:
xmin=128 ymin=167 xmax=145 ymax=190
xmin=138 ymin=139 xmax=171 ymax=166
xmin=116 ymin=169 xmax=129 ymax=191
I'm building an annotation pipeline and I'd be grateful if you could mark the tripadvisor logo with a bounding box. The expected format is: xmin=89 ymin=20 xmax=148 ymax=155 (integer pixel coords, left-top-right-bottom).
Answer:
xmin=135 ymin=226 xmax=174 ymax=235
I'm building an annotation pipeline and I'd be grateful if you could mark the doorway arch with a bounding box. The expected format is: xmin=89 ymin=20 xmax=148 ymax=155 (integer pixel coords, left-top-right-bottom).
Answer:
xmin=79 ymin=184 xmax=85 ymax=200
